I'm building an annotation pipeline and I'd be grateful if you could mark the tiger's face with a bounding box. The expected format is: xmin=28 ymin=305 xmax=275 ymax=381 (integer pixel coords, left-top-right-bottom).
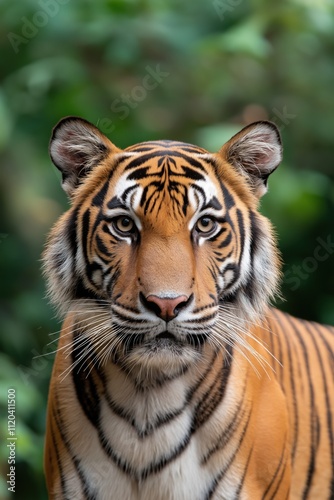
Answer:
xmin=44 ymin=118 xmax=282 ymax=373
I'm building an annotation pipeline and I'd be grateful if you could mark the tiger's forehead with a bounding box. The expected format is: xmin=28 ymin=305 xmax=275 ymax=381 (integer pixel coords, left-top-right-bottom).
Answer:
xmin=104 ymin=144 xmax=223 ymax=226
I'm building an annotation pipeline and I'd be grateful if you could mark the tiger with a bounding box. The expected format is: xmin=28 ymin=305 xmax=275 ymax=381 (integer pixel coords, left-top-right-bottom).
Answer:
xmin=43 ymin=116 xmax=334 ymax=500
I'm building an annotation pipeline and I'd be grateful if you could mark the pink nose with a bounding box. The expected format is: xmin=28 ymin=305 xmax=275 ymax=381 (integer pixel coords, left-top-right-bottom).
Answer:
xmin=144 ymin=294 xmax=190 ymax=321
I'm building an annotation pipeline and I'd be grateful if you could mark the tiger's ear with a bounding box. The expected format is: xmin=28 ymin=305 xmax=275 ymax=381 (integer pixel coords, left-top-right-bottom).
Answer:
xmin=49 ymin=116 xmax=120 ymax=197
xmin=219 ymin=121 xmax=282 ymax=197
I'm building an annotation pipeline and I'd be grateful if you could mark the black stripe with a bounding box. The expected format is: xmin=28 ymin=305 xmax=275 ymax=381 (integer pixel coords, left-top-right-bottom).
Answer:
xmin=72 ymin=277 xmax=101 ymax=302
xmin=180 ymin=165 xmax=205 ymax=180
xmin=235 ymin=446 xmax=254 ymax=498
xmin=184 ymin=311 xmax=217 ymax=325
xmin=141 ymin=184 xmax=164 ymax=215
xmin=92 ymin=179 xmax=109 ymax=207
xmin=202 ymin=195 xmax=223 ymax=211
xmin=312 ymin=323 xmax=334 ymax=378
xmin=112 ymin=310 xmax=147 ymax=324
xmin=50 ymin=427 xmax=69 ymax=499
xmin=96 ymin=234 xmax=111 ymax=258
xmin=104 ymin=390 xmax=186 ymax=439
xmin=272 ymin=311 xmax=299 ymax=464
xmin=127 ymin=166 xmax=149 ymax=180
xmin=262 ymin=441 xmax=287 ymax=499
xmin=217 ymin=231 xmax=232 ymax=248
xmin=269 ymin=315 xmax=284 ymax=387
xmin=207 ymin=226 xmax=227 ymax=243
xmin=124 ymin=349 xmax=218 ymax=404
xmin=201 ymin=380 xmax=247 ymax=464
xmin=106 ymin=196 xmax=127 ymax=210
xmin=236 ymin=208 xmax=245 ymax=263
xmin=284 ymin=315 xmax=319 ymax=499
xmin=221 ymin=182 xmax=235 ymax=210
xmin=249 ymin=210 xmax=260 ymax=263
xmin=191 ymin=184 xmax=206 ymax=207
xmin=192 ymin=344 xmax=233 ymax=432
xmin=81 ymin=208 xmax=91 ymax=266
xmin=243 ymin=269 xmax=256 ymax=304
xmin=121 ymin=184 xmax=138 ymax=203
xmin=134 ymin=363 xmax=190 ymax=391
xmin=97 ymin=423 xmax=191 ymax=481
xmin=71 ymin=332 xmax=101 ymax=428
xmin=124 ymin=150 xmax=208 ymax=172
xmin=192 ymin=349 xmax=219 ymax=384
xmin=67 ymin=207 xmax=79 ymax=256
xmin=205 ymin=407 xmax=252 ymax=499
xmin=193 ymin=299 xmax=217 ymax=314
xmin=179 ymin=145 xmax=208 ymax=154
xmin=268 ymin=452 xmax=289 ymax=500
xmin=52 ymin=401 xmax=97 ymax=500
xmin=221 ymin=263 xmax=240 ymax=293
xmin=113 ymin=301 xmax=140 ymax=314
xmin=303 ymin=321 xmax=334 ymax=490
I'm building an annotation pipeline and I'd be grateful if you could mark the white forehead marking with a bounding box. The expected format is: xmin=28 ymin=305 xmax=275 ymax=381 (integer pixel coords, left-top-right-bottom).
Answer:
xmin=190 ymin=177 xmax=219 ymax=211
xmin=131 ymin=185 xmax=143 ymax=212
xmin=103 ymin=172 xmax=143 ymax=232
xmin=114 ymin=172 xmax=143 ymax=209
xmin=188 ymin=175 xmax=220 ymax=231
xmin=194 ymin=176 xmax=219 ymax=203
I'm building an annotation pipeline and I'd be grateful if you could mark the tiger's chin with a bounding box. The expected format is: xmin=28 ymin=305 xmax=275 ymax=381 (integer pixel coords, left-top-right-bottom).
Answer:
xmin=115 ymin=331 xmax=203 ymax=378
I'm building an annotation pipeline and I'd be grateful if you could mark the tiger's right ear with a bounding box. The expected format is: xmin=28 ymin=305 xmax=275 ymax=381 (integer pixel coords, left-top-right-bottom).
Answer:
xmin=49 ymin=116 xmax=120 ymax=197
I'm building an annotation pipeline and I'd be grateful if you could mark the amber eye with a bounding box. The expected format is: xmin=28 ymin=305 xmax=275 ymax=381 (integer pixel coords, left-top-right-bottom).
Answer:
xmin=114 ymin=216 xmax=135 ymax=234
xmin=195 ymin=216 xmax=217 ymax=234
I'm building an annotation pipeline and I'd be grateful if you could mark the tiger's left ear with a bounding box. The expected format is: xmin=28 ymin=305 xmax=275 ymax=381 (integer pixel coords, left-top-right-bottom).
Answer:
xmin=219 ymin=121 xmax=282 ymax=198
xmin=49 ymin=116 xmax=120 ymax=197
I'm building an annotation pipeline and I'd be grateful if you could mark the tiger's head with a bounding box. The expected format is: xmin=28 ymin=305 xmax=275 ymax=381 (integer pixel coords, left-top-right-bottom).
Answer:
xmin=44 ymin=117 xmax=282 ymax=374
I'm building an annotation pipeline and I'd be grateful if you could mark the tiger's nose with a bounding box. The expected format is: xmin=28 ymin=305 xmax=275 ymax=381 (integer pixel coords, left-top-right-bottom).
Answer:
xmin=141 ymin=294 xmax=191 ymax=321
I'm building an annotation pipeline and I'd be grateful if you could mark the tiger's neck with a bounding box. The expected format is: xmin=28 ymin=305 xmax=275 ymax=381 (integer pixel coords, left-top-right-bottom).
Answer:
xmin=69 ymin=334 xmax=234 ymax=438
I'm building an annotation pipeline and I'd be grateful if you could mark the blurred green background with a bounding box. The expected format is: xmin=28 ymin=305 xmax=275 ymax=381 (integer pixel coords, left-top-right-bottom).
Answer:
xmin=1 ymin=0 xmax=334 ymax=498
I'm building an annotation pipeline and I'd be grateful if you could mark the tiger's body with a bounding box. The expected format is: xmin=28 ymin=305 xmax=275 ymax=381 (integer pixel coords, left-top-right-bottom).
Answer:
xmin=43 ymin=118 xmax=334 ymax=499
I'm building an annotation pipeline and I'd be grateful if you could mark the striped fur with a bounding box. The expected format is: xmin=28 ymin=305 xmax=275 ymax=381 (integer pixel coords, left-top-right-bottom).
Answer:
xmin=43 ymin=117 xmax=334 ymax=499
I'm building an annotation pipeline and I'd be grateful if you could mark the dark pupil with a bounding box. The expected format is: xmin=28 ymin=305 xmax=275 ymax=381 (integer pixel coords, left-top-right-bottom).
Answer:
xmin=121 ymin=217 xmax=131 ymax=228
xmin=201 ymin=218 xmax=210 ymax=227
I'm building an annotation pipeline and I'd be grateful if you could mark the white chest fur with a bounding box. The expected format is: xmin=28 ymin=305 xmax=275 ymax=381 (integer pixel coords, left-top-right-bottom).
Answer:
xmin=60 ymin=359 xmax=243 ymax=500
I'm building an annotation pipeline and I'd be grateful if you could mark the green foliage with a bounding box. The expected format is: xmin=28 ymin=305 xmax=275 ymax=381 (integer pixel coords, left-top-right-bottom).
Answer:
xmin=0 ymin=0 xmax=333 ymax=497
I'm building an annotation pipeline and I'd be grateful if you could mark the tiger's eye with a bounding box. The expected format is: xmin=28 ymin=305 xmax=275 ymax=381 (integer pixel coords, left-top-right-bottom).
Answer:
xmin=115 ymin=216 xmax=134 ymax=233
xmin=196 ymin=217 xmax=216 ymax=234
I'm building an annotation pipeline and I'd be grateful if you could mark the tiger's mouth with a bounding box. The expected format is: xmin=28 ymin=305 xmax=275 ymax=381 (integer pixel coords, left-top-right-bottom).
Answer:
xmin=115 ymin=327 xmax=208 ymax=371
xmin=134 ymin=329 xmax=208 ymax=352
xmin=115 ymin=322 xmax=210 ymax=359
xmin=156 ymin=331 xmax=176 ymax=340
xmin=148 ymin=330 xmax=182 ymax=350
